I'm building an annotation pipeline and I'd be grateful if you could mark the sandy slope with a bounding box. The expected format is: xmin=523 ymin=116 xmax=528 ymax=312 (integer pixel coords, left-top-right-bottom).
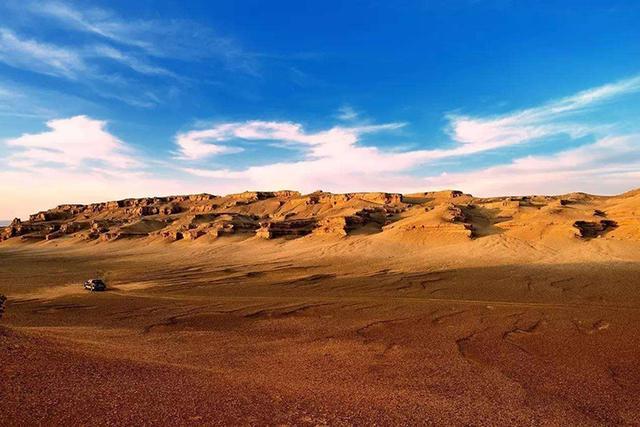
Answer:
xmin=2 ymin=189 xmax=640 ymax=425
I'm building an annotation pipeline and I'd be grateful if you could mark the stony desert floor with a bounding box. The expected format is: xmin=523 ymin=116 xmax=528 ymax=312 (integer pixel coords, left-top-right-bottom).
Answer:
xmin=2 ymin=231 xmax=640 ymax=425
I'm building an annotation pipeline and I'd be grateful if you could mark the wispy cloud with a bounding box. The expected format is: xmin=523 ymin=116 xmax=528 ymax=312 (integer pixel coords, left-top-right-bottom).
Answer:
xmin=29 ymin=1 xmax=136 ymax=47
xmin=336 ymin=105 xmax=359 ymax=121
xmin=0 ymin=27 xmax=172 ymax=108
xmin=89 ymin=45 xmax=176 ymax=77
xmin=0 ymin=79 xmax=100 ymax=119
xmin=0 ymin=28 xmax=85 ymax=78
xmin=0 ymin=0 xmax=261 ymax=110
xmin=26 ymin=0 xmax=258 ymax=73
xmin=0 ymin=27 xmax=175 ymax=80
xmin=446 ymin=74 xmax=640 ymax=153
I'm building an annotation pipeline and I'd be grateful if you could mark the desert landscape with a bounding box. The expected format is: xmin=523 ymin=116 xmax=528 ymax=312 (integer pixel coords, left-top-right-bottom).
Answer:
xmin=2 ymin=188 xmax=640 ymax=425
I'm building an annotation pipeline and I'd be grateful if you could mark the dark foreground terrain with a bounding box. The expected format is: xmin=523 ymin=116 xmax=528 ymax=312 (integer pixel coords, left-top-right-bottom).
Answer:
xmin=1 ymin=232 xmax=640 ymax=425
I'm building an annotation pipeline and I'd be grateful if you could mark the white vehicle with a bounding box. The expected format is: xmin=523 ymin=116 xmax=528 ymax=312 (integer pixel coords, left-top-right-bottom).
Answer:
xmin=83 ymin=279 xmax=106 ymax=292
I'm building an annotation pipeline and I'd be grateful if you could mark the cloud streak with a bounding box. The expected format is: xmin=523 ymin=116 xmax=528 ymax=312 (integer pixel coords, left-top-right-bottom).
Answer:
xmin=0 ymin=28 xmax=85 ymax=78
xmin=447 ymin=74 xmax=640 ymax=153
xmin=0 ymin=1 xmax=260 ymax=109
xmin=26 ymin=1 xmax=258 ymax=73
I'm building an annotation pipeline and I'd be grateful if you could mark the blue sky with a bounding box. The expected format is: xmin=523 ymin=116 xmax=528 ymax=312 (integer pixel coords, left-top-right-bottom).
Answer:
xmin=1 ymin=0 xmax=640 ymax=218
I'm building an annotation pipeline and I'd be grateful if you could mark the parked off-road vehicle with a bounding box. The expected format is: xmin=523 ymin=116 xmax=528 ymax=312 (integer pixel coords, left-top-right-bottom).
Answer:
xmin=83 ymin=279 xmax=106 ymax=292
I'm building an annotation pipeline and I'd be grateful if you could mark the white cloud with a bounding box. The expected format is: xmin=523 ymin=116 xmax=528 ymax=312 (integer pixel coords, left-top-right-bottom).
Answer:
xmin=181 ymin=133 xmax=640 ymax=197
xmin=5 ymin=115 xmax=139 ymax=169
xmin=447 ymin=74 xmax=640 ymax=153
xmin=178 ymin=75 xmax=640 ymax=195
xmin=177 ymin=121 xmax=450 ymax=192
xmin=0 ymin=28 xmax=85 ymax=78
xmin=0 ymin=114 xmax=203 ymax=219
xmin=422 ymin=135 xmax=640 ymax=196
xmin=175 ymin=130 xmax=245 ymax=161
xmin=174 ymin=120 xmax=406 ymax=161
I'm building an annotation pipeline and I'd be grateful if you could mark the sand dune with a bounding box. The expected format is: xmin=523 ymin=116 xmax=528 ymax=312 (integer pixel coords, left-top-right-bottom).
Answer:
xmin=1 ymin=189 xmax=640 ymax=424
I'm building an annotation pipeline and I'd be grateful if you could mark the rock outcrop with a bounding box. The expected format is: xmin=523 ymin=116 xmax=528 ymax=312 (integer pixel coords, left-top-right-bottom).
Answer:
xmin=2 ymin=188 xmax=637 ymax=245
xmin=573 ymin=220 xmax=618 ymax=239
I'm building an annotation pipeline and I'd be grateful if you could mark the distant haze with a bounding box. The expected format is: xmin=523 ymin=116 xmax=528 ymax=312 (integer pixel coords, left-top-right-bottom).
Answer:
xmin=0 ymin=221 xmax=10 ymax=227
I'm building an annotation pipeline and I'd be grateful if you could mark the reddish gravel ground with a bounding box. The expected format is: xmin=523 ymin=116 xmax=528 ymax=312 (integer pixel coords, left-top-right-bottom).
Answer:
xmin=2 ymin=241 xmax=640 ymax=425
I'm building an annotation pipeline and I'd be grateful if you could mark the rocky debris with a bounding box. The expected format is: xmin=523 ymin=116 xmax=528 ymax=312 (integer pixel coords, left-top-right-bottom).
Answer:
xmin=226 ymin=191 xmax=299 ymax=204
xmin=45 ymin=231 xmax=64 ymax=241
xmin=20 ymin=234 xmax=47 ymax=241
xmin=161 ymin=230 xmax=184 ymax=241
xmin=307 ymin=192 xmax=403 ymax=206
xmin=29 ymin=210 xmax=71 ymax=222
xmin=186 ymin=193 xmax=216 ymax=202
xmin=403 ymin=190 xmax=471 ymax=204
xmin=129 ymin=206 xmax=159 ymax=216
xmin=353 ymin=192 xmax=403 ymax=205
xmin=444 ymin=206 xmax=476 ymax=238
xmin=99 ymin=232 xmax=122 ymax=242
xmin=442 ymin=204 xmax=468 ymax=223
xmin=157 ymin=213 xmax=259 ymax=241
xmin=313 ymin=213 xmax=378 ymax=237
xmin=0 ymin=227 xmax=14 ymax=241
xmin=562 ymin=192 xmax=593 ymax=203
xmin=161 ymin=204 xmax=182 ymax=215
xmin=183 ymin=229 xmax=206 ymax=240
xmin=188 ymin=204 xmax=217 ymax=213
xmin=573 ymin=220 xmax=618 ymax=239
xmin=256 ymin=219 xmax=316 ymax=239
xmin=0 ymin=294 xmax=5 ymax=319
xmin=60 ymin=222 xmax=87 ymax=234
xmin=2 ymin=221 xmax=53 ymax=241
xmin=593 ymin=209 xmax=606 ymax=217
xmin=313 ymin=216 xmax=353 ymax=236
xmin=89 ymin=221 xmax=111 ymax=237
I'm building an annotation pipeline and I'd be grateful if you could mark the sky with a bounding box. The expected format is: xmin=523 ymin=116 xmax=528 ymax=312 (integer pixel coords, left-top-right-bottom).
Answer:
xmin=1 ymin=0 xmax=640 ymax=219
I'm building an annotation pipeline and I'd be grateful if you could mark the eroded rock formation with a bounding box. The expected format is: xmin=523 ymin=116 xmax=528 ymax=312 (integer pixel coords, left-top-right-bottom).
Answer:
xmin=573 ymin=220 xmax=618 ymax=239
xmin=1 ymin=188 xmax=637 ymax=244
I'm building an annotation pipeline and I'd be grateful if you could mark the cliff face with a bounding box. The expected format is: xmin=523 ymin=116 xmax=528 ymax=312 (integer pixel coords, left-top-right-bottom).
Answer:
xmin=1 ymin=189 xmax=638 ymax=244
